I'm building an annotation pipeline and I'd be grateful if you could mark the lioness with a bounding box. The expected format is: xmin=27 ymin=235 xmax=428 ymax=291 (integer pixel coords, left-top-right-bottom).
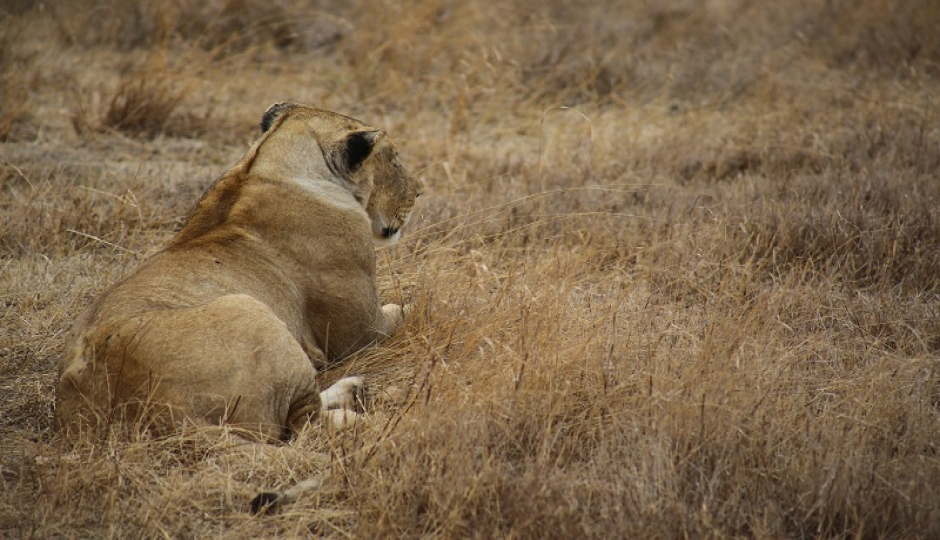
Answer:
xmin=55 ymin=103 xmax=423 ymax=443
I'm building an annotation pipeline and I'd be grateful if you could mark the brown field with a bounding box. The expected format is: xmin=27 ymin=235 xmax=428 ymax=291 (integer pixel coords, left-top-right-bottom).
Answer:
xmin=2 ymin=0 xmax=940 ymax=537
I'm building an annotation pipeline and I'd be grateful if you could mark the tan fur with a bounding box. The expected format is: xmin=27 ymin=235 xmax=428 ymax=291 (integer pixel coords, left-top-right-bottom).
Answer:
xmin=55 ymin=104 xmax=423 ymax=442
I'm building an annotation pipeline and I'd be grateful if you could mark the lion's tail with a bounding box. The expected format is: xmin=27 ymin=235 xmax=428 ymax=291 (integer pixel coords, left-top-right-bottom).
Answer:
xmin=249 ymin=471 xmax=331 ymax=515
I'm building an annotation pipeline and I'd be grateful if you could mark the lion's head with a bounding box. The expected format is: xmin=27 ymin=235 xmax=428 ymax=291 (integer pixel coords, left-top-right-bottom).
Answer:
xmin=259 ymin=102 xmax=423 ymax=246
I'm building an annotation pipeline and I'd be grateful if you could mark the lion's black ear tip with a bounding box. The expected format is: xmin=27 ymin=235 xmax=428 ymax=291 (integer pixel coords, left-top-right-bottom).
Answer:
xmin=345 ymin=130 xmax=383 ymax=171
xmin=264 ymin=102 xmax=285 ymax=114
xmin=260 ymin=102 xmax=298 ymax=133
xmin=250 ymin=492 xmax=281 ymax=515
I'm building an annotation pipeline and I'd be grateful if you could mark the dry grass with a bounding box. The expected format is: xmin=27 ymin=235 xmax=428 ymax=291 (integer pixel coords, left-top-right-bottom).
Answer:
xmin=3 ymin=0 xmax=940 ymax=537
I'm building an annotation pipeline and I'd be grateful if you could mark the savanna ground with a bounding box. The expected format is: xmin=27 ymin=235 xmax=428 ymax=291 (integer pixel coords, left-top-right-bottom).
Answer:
xmin=2 ymin=0 xmax=940 ymax=537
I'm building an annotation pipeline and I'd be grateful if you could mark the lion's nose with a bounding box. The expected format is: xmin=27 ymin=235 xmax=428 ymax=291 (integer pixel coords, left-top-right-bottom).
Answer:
xmin=382 ymin=227 xmax=399 ymax=238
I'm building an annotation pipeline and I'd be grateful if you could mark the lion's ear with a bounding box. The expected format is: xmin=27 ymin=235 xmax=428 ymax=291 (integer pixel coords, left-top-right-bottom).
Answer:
xmin=345 ymin=130 xmax=384 ymax=172
xmin=260 ymin=102 xmax=300 ymax=133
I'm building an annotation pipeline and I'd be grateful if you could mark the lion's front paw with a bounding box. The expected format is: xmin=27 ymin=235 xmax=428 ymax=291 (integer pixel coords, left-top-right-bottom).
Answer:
xmin=320 ymin=376 xmax=366 ymax=412
xmin=381 ymin=303 xmax=405 ymax=333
